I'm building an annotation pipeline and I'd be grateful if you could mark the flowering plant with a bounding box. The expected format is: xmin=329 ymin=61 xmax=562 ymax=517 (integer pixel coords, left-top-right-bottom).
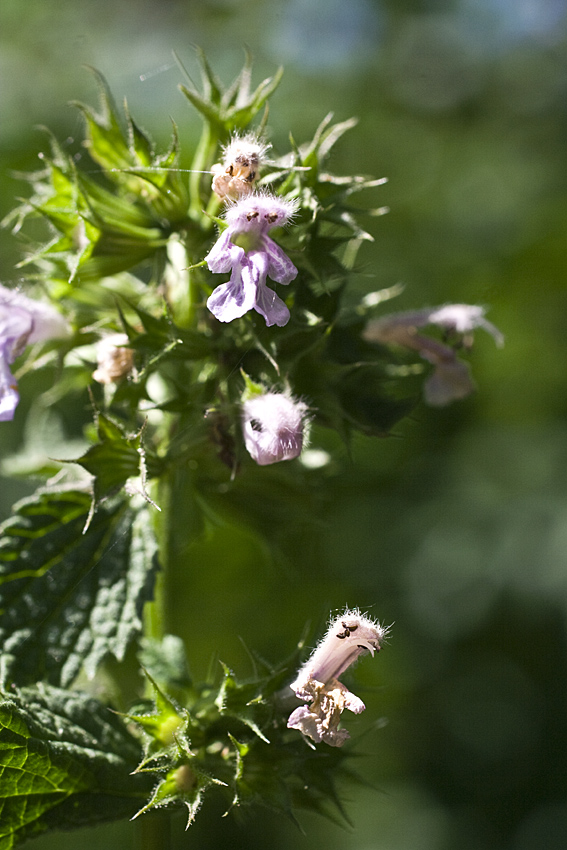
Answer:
xmin=0 ymin=52 xmax=501 ymax=848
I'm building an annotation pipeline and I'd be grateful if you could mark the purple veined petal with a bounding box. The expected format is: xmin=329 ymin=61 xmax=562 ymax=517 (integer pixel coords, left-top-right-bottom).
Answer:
xmin=206 ymin=263 xmax=257 ymax=323
xmin=0 ymin=304 xmax=33 ymax=352
xmin=0 ymin=349 xmax=20 ymax=422
xmin=0 ymin=287 xmax=68 ymax=346
xmin=247 ymin=253 xmax=290 ymax=327
xmin=263 ymin=236 xmax=298 ymax=285
xmin=26 ymin=302 xmax=69 ymax=344
xmin=205 ymin=232 xmax=244 ymax=274
xmin=254 ymin=283 xmax=290 ymax=328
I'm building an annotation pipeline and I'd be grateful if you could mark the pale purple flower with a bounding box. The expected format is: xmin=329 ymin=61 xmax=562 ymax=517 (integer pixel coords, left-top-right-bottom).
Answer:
xmin=242 ymin=391 xmax=309 ymax=466
xmin=205 ymin=194 xmax=298 ymax=327
xmin=287 ymin=609 xmax=388 ymax=747
xmin=0 ymin=284 xmax=69 ymax=421
xmin=363 ymin=303 xmax=503 ymax=407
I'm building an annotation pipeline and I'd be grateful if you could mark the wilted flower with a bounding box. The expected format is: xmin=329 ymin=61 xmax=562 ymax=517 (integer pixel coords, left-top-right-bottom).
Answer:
xmin=211 ymin=133 xmax=270 ymax=201
xmin=0 ymin=284 xmax=69 ymax=421
xmin=205 ymin=193 xmax=298 ymax=327
xmin=287 ymin=609 xmax=387 ymax=747
xmin=92 ymin=333 xmax=135 ymax=385
xmin=363 ymin=304 xmax=503 ymax=407
xmin=242 ymin=390 xmax=308 ymax=465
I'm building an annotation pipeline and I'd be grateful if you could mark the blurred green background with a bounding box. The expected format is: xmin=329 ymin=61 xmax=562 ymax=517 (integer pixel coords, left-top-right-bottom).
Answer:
xmin=2 ymin=0 xmax=567 ymax=848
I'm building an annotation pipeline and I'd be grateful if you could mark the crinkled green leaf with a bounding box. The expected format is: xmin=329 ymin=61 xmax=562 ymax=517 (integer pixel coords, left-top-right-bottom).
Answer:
xmin=0 ymin=684 xmax=151 ymax=849
xmin=0 ymin=489 xmax=159 ymax=687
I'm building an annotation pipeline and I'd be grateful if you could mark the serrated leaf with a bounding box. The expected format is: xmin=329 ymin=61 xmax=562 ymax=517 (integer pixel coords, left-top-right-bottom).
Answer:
xmin=0 ymin=490 xmax=159 ymax=687
xmin=0 ymin=684 xmax=151 ymax=849
xmin=74 ymin=412 xmax=144 ymax=505
xmin=72 ymin=67 xmax=134 ymax=175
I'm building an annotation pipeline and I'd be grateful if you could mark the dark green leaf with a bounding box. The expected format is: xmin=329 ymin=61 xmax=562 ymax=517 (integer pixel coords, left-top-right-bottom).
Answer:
xmin=0 ymin=684 xmax=151 ymax=849
xmin=0 ymin=490 xmax=159 ymax=687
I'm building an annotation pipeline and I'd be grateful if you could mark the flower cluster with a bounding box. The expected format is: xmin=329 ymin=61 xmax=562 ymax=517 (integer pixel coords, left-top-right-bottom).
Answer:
xmin=0 ymin=284 xmax=69 ymax=421
xmin=205 ymin=193 xmax=298 ymax=327
xmin=363 ymin=304 xmax=504 ymax=406
xmin=287 ymin=609 xmax=388 ymax=747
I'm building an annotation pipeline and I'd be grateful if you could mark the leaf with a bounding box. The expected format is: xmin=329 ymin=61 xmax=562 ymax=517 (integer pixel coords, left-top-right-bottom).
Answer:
xmin=72 ymin=66 xmax=134 ymax=174
xmin=74 ymin=412 xmax=145 ymax=507
xmin=0 ymin=683 xmax=151 ymax=849
xmin=0 ymin=489 xmax=159 ymax=687
xmin=179 ymin=49 xmax=283 ymax=132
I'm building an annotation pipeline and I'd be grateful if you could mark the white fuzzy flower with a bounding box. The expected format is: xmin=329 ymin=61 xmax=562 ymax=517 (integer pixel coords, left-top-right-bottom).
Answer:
xmin=242 ymin=391 xmax=309 ymax=465
xmin=287 ymin=609 xmax=388 ymax=747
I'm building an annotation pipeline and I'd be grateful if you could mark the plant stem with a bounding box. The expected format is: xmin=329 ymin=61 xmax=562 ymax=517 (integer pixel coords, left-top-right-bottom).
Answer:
xmin=189 ymin=121 xmax=218 ymax=223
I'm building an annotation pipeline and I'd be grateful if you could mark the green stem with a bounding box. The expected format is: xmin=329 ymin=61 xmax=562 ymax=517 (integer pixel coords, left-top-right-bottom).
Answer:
xmin=188 ymin=121 xmax=219 ymax=223
xmin=142 ymin=477 xmax=168 ymax=652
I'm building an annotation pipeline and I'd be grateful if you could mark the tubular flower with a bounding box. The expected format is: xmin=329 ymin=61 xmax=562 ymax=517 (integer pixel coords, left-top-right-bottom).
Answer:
xmin=287 ymin=609 xmax=387 ymax=747
xmin=210 ymin=133 xmax=270 ymax=201
xmin=242 ymin=391 xmax=309 ymax=465
xmin=0 ymin=284 xmax=69 ymax=421
xmin=363 ymin=304 xmax=504 ymax=407
xmin=92 ymin=333 xmax=135 ymax=385
xmin=205 ymin=194 xmax=298 ymax=327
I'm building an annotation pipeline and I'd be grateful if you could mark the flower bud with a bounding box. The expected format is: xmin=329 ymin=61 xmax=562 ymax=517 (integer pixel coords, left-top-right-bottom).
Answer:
xmin=92 ymin=333 xmax=135 ymax=385
xmin=242 ymin=391 xmax=308 ymax=465
xmin=211 ymin=133 xmax=270 ymax=201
